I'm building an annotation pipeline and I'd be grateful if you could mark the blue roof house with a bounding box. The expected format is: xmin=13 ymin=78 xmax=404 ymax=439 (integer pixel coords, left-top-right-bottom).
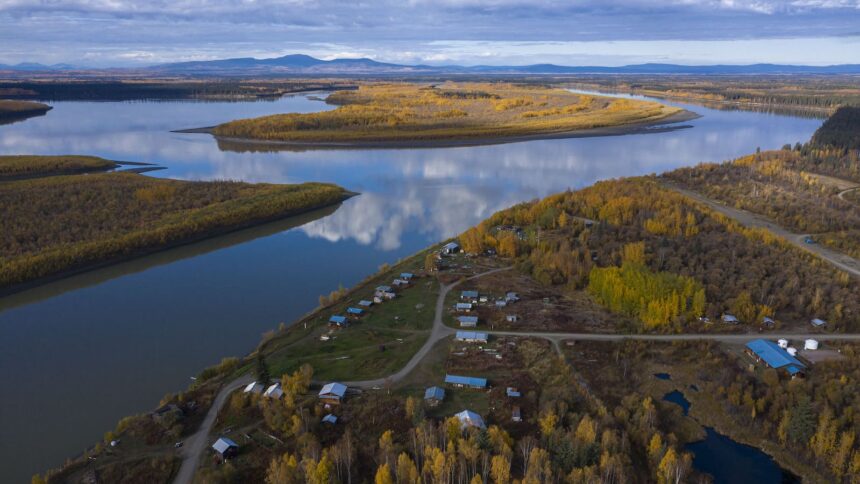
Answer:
xmin=746 ymin=339 xmax=806 ymax=377
xmin=347 ymin=307 xmax=364 ymax=315
xmin=458 ymin=316 xmax=478 ymax=327
xmin=212 ymin=437 xmax=238 ymax=460
xmin=445 ymin=374 xmax=488 ymax=389
xmin=424 ymin=386 xmax=446 ymax=406
xmin=329 ymin=315 xmax=348 ymax=327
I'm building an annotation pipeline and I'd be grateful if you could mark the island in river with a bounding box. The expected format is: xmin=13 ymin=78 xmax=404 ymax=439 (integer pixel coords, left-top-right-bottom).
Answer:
xmin=0 ymin=155 xmax=352 ymax=294
xmin=0 ymin=99 xmax=52 ymax=124
xmin=199 ymin=82 xmax=692 ymax=148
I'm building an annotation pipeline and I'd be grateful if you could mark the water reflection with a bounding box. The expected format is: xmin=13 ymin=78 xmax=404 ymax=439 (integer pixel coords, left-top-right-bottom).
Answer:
xmin=0 ymin=93 xmax=824 ymax=482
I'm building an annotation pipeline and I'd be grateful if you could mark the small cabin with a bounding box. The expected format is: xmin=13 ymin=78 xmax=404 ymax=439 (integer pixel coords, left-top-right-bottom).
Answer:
xmin=319 ymin=382 xmax=348 ymax=404
xmin=424 ymin=386 xmax=446 ymax=407
xmin=358 ymin=300 xmax=373 ymax=307
xmin=512 ymin=406 xmax=522 ymax=422
xmin=264 ymin=383 xmax=284 ymax=399
xmin=329 ymin=315 xmax=349 ymax=327
xmin=762 ymin=317 xmax=775 ymax=328
xmin=400 ymin=272 xmax=414 ymax=281
xmin=212 ymin=437 xmax=238 ymax=461
xmin=506 ymin=314 xmax=518 ymax=323
xmin=455 ymin=410 xmax=486 ymax=429
xmin=243 ymin=381 xmax=264 ymax=395
xmin=346 ymin=307 xmax=364 ymax=316
xmin=458 ymin=316 xmax=478 ymax=328
xmin=506 ymin=387 xmax=521 ymax=398
xmin=321 ymin=414 xmax=338 ymax=425
xmin=722 ymin=314 xmax=739 ymax=324
xmin=811 ymin=318 xmax=827 ymax=328
xmin=442 ymin=242 xmax=461 ymax=255
xmin=505 ymin=292 xmax=519 ymax=303
xmin=456 ymin=302 xmax=473 ymax=312
xmin=461 ymin=290 xmax=479 ymax=301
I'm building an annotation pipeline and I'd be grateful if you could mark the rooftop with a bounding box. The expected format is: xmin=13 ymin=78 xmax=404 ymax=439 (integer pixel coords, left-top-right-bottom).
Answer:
xmin=455 ymin=409 xmax=486 ymax=429
xmin=445 ymin=374 xmax=487 ymax=388
xmin=455 ymin=330 xmax=488 ymax=341
xmin=746 ymin=339 xmax=806 ymax=373
xmin=319 ymin=382 xmax=348 ymax=398
xmin=424 ymin=386 xmax=446 ymax=401
xmin=212 ymin=437 xmax=238 ymax=454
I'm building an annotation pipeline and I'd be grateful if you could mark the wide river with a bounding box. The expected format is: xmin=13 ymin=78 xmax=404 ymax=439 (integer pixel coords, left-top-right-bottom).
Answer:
xmin=0 ymin=92 xmax=822 ymax=481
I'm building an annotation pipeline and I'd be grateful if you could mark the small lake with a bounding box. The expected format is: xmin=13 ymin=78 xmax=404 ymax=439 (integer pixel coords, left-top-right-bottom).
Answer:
xmin=0 ymin=91 xmax=823 ymax=481
xmin=688 ymin=427 xmax=800 ymax=484
xmin=663 ymin=390 xmax=690 ymax=415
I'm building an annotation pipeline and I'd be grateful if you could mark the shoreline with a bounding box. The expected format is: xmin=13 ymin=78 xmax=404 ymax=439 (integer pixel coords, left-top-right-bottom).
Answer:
xmin=175 ymin=109 xmax=700 ymax=150
xmin=0 ymin=190 xmax=357 ymax=299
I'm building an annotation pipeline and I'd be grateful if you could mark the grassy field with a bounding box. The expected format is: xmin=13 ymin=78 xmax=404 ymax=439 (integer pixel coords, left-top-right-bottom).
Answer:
xmin=0 ymin=155 xmax=118 ymax=179
xmin=0 ymin=169 xmax=349 ymax=290
xmin=258 ymin=250 xmax=439 ymax=381
xmin=212 ymin=82 xmax=683 ymax=144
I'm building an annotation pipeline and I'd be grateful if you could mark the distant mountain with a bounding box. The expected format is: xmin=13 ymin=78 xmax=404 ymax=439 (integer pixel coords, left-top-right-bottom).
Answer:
xmin=2 ymin=54 xmax=860 ymax=76
xmin=149 ymin=56 xmax=860 ymax=76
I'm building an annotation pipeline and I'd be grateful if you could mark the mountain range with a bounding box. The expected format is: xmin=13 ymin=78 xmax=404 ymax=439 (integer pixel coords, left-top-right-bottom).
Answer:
xmin=2 ymin=54 xmax=860 ymax=76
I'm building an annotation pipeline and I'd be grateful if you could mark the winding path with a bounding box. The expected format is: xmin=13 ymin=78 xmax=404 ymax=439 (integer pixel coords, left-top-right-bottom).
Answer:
xmin=665 ymin=183 xmax=860 ymax=278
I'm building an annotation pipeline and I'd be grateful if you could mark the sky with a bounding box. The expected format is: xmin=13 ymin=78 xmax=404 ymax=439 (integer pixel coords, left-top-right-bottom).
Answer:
xmin=0 ymin=0 xmax=859 ymax=67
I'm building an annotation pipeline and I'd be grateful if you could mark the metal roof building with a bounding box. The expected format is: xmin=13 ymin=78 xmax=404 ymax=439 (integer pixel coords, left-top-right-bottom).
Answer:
xmin=346 ymin=307 xmax=364 ymax=315
xmin=746 ymin=339 xmax=806 ymax=376
xmin=455 ymin=331 xmax=488 ymax=343
xmin=319 ymin=382 xmax=348 ymax=399
xmin=212 ymin=437 xmax=238 ymax=458
xmin=455 ymin=409 xmax=486 ymax=429
xmin=457 ymin=315 xmax=478 ymax=327
xmin=322 ymin=414 xmax=338 ymax=424
xmin=461 ymin=290 xmax=479 ymax=299
xmin=329 ymin=315 xmax=348 ymax=326
xmin=445 ymin=374 xmax=487 ymax=388
xmin=424 ymin=386 xmax=446 ymax=401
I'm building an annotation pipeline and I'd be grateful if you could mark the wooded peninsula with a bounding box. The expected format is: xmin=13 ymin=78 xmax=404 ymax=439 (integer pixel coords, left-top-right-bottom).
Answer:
xmin=0 ymin=156 xmax=351 ymax=292
xmin=209 ymin=83 xmax=687 ymax=146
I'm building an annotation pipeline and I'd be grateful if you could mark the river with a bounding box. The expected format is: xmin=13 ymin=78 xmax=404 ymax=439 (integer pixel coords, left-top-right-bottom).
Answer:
xmin=0 ymin=91 xmax=822 ymax=481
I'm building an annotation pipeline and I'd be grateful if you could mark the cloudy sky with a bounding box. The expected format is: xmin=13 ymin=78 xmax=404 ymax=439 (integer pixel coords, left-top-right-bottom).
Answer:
xmin=0 ymin=0 xmax=859 ymax=66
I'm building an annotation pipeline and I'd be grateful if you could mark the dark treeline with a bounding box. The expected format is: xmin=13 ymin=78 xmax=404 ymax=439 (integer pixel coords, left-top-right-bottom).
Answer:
xmin=812 ymin=106 xmax=860 ymax=150
xmin=0 ymin=80 xmax=356 ymax=101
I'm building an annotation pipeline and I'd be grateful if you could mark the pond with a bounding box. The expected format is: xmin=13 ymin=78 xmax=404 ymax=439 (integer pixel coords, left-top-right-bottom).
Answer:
xmin=0 ymin=91 xmax=823 ymax=481
xmin=663 ymin=390 xmax=691 ymax=416
xmin=688 ymin=427 xmax=800 ymax=484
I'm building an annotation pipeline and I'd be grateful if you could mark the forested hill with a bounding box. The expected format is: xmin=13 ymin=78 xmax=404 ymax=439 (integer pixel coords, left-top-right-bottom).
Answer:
xmin=811 ymin=106 xmax=860 ymax=150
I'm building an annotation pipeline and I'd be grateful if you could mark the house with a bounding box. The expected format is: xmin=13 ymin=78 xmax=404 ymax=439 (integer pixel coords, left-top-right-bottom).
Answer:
xmin=382 ymin=291 xmax=396 ymax=300
xmin=455 ymin=331 xmax=488 ymax=343
xmin=445 ymin=374 xmax=488 ymax=389
xmin=264 ymin=383 xmax=284 ymax=399
xmin=479 ymin=296 xmax=489 ymax=303
xmin=442 ymin=242 xmax=460 ymax=255
xmin=804 ymin=339 xmax=819 ymax=351
xmin=811 ymin=318 xmax=827 ymax=328
xmin=506 ymin=387 xmax=521 ymax=398
xmin=346 ymin=307 xmax=364 ymax=316
xmin=745 ymin=339 xmax=806 ymax=377
xmin=505 ymin=292 xmax=519 ymax=303
xmin=722 ymin=314 xmax=739 ymax=324
xmin=358 ymin=300 xmax=373 ymax=307
xmin=319 ymin=382 xmax=348 ymax=404
xmin=329 ymin=315 xmax=349 ymax=327
xmin=456 ymin=302 xmax=473 ymax=312
xmin=506 ymin=314 xmax=518 ymax=323
xmin=762 ymin=317 xmax=775 ymax=328
xmin=461 ymin=290 xmax=479 ymax=301
xmin=393 ymin=279 xmax=409 ymax=287
xmin=400 ymin=272 xmax=414 ymax=281
xmin=512 ymin=406 xmax=522 ymax=423
xmin=458 ymin=316 xmax=479 ymax=327
xmin=243 ymin=381 xmax=264 ymax=394
xmin=321 ymin=414 xmax=338 ymax=425
xmin=455 ymin=410 xmax=486 ymax=429
xmin=373 ymin=296 xmax=383 ymax=304
xmin=376 ymin=285 xmax=393 ymax=293
xmin=495 ymin=300 xmax=507 ymax=309
xmin=424 ymin=386 xmax=446 ymax=406
xmin=212 ymin=437 xmax=238 ymax=460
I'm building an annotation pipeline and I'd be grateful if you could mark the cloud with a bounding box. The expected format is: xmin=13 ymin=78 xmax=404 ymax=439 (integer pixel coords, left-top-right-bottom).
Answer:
xmin=0 ymin=0 xmax=858 ymax=65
